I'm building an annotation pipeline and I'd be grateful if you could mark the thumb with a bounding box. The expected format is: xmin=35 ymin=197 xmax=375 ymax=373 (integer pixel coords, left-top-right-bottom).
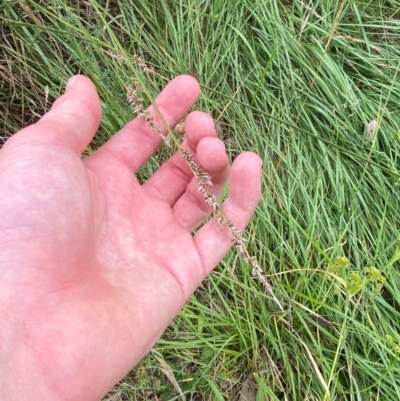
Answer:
xmin=5 ymin=75 xmax=102 ymax=155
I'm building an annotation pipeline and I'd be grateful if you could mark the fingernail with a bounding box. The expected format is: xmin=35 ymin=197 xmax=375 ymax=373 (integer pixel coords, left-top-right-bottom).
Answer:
xmin=65 ymin=76 xmax=77 ymax=91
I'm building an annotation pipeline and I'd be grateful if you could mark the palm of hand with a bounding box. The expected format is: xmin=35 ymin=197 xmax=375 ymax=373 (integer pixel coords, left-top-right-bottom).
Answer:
xmin=0 ymin=76 xmax=261 ymax=401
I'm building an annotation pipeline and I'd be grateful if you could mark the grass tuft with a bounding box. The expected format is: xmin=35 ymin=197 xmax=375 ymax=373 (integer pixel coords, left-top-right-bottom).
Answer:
xmin=2 ymin=0 xmax=400 ymax=399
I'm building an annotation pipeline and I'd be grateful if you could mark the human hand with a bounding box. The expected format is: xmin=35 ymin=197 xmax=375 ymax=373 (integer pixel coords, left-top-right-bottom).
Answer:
xmin=0 ymin=75 xmax=262 ymax=401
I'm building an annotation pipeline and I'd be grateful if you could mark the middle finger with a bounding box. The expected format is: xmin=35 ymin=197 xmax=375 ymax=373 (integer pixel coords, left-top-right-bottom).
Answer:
xmin=143 ymin=112 xmax=228 ymax=206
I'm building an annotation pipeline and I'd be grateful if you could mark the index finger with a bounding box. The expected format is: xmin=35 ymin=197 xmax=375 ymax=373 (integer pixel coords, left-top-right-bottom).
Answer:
xmin=95 ymin=75 xmax=200 ymax=172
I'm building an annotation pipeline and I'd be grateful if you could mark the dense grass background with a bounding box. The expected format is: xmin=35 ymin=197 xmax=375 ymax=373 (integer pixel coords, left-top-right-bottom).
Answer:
xmin=2 ymin=1 xmax=400 ymax=399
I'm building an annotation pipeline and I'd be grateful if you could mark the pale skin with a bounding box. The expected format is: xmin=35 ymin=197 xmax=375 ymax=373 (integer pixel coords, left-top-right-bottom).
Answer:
xmin=0 ymin=75 xmax=262 ymax=400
